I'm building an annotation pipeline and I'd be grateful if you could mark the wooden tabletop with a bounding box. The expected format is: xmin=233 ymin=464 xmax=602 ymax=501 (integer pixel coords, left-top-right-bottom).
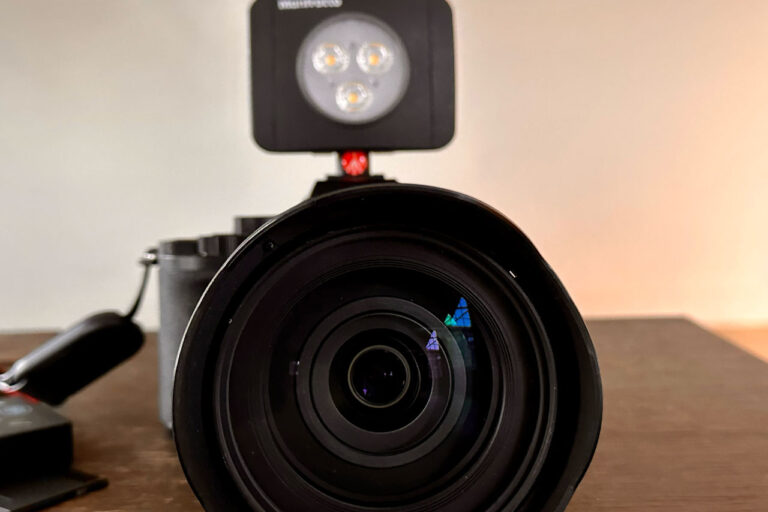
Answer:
xmin=1 ymin=318 xmax=766 ymax=511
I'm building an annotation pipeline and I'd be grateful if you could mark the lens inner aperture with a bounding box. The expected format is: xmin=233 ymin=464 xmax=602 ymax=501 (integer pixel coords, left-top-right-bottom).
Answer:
xmin=348 ymin=345 xmax=410 ymax=408
xmin=316 ymin=307 xmax=448 ymax=441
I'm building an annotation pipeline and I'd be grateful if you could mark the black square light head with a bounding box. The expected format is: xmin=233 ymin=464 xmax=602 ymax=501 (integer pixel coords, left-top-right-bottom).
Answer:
xmin=251 ymin=0 xmax=455 ymax=152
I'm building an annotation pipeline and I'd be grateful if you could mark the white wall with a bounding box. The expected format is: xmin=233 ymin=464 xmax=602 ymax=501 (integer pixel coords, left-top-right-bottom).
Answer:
xmin=1 ymin=0 xmax=766 ymax=331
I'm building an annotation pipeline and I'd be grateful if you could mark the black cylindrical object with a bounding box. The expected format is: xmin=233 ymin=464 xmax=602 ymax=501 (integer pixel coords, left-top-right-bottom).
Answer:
xmin=172 ymin=184 xmax=602 ymax=512
xmin=2 ymin=312 xmax=143 ymax=405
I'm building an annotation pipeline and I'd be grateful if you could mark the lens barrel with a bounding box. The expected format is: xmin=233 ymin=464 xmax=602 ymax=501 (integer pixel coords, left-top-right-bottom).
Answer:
xmin=173 ymin=184 xmax=602 ymax=512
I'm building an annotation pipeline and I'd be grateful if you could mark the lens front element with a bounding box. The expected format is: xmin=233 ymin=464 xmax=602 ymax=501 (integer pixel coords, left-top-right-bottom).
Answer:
xmin=348 ymin=344 xmax=411 ymax=408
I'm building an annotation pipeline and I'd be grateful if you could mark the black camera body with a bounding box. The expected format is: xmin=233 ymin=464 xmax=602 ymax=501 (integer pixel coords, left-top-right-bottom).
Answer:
xmin=156 ymin=219 xmax=267 ymax=429
xmin=155 ymin=179 xmax=388 ymax=429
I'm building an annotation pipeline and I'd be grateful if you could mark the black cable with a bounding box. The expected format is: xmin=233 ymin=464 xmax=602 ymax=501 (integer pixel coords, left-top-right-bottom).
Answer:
xmin=126 ymin=248 xmax=157 ymax=320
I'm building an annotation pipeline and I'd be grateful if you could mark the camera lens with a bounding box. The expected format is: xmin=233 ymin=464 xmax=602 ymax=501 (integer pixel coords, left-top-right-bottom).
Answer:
xmin=174 ymin=185 xmax=602 ymax=512
xmin=347 ymin=344 xmax=410 ymax=408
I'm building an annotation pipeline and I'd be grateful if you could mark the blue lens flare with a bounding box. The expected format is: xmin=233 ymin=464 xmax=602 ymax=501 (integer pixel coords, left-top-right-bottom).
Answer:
xmin=444 ymin=297 xmax=471 ymax=328
xmin=425 ymin=330 xmax=440 ymax=352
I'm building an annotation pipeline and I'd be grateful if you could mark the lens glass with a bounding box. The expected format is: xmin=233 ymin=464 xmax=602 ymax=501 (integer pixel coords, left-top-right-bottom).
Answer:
xmin=348 ymin=345 xmax=410 ymax=408
xmin=296 ymin=14 xmax=410 ymax=124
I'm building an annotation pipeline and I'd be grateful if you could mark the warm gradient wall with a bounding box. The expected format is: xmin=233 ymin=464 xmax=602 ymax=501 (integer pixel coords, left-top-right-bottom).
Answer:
xmin=1 ymin=0 xmax=766 ymax=330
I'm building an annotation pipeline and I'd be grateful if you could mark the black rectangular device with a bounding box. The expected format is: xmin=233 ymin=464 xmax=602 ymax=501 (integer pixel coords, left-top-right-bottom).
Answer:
xmin=0 ymin=393 xmax=72 ymax=479
xmin=0 ymin=470 xmax=106 ymax=512
xmin=251 ymin=0 xmax=455 ymax=152
xmin=0 ymin=393 xmax=107 ymax=512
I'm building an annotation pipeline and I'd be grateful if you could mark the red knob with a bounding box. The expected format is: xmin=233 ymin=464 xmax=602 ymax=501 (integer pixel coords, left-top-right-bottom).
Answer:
xmin=340 ymin=151 xmax=369 ymax=176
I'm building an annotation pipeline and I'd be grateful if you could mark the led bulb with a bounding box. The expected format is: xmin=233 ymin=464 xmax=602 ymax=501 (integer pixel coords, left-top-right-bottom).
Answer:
xmin=336 ymin=82 xmax=372 ymax=112
xmin=357 ymin=43 xmax=394 ymax=74
xmin=312 ymin=43 xmax=349 ymax=74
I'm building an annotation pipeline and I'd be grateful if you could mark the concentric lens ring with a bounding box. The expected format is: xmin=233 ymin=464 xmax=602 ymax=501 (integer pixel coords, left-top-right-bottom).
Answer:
xmin=347 ymin=344 xmax=412 ymax=409
xmin=296 ymin=298 xmax=465 ymax=466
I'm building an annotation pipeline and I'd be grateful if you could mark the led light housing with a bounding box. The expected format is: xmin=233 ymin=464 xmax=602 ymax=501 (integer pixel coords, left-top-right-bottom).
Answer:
xmin=251 ymin=0 xmax=456 ymax=152
xmin=296 ymin=13 xmax=410 ymax=124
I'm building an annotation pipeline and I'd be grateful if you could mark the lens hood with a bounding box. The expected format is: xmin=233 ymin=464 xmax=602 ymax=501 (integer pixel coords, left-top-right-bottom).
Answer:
xmin=173 ymin=183 xmax=602 ymax=512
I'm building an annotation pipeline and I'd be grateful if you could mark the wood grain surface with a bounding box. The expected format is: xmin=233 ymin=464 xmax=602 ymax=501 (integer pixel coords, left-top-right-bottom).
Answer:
xmin=1 ymin=318 xmax=766 ymax=511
